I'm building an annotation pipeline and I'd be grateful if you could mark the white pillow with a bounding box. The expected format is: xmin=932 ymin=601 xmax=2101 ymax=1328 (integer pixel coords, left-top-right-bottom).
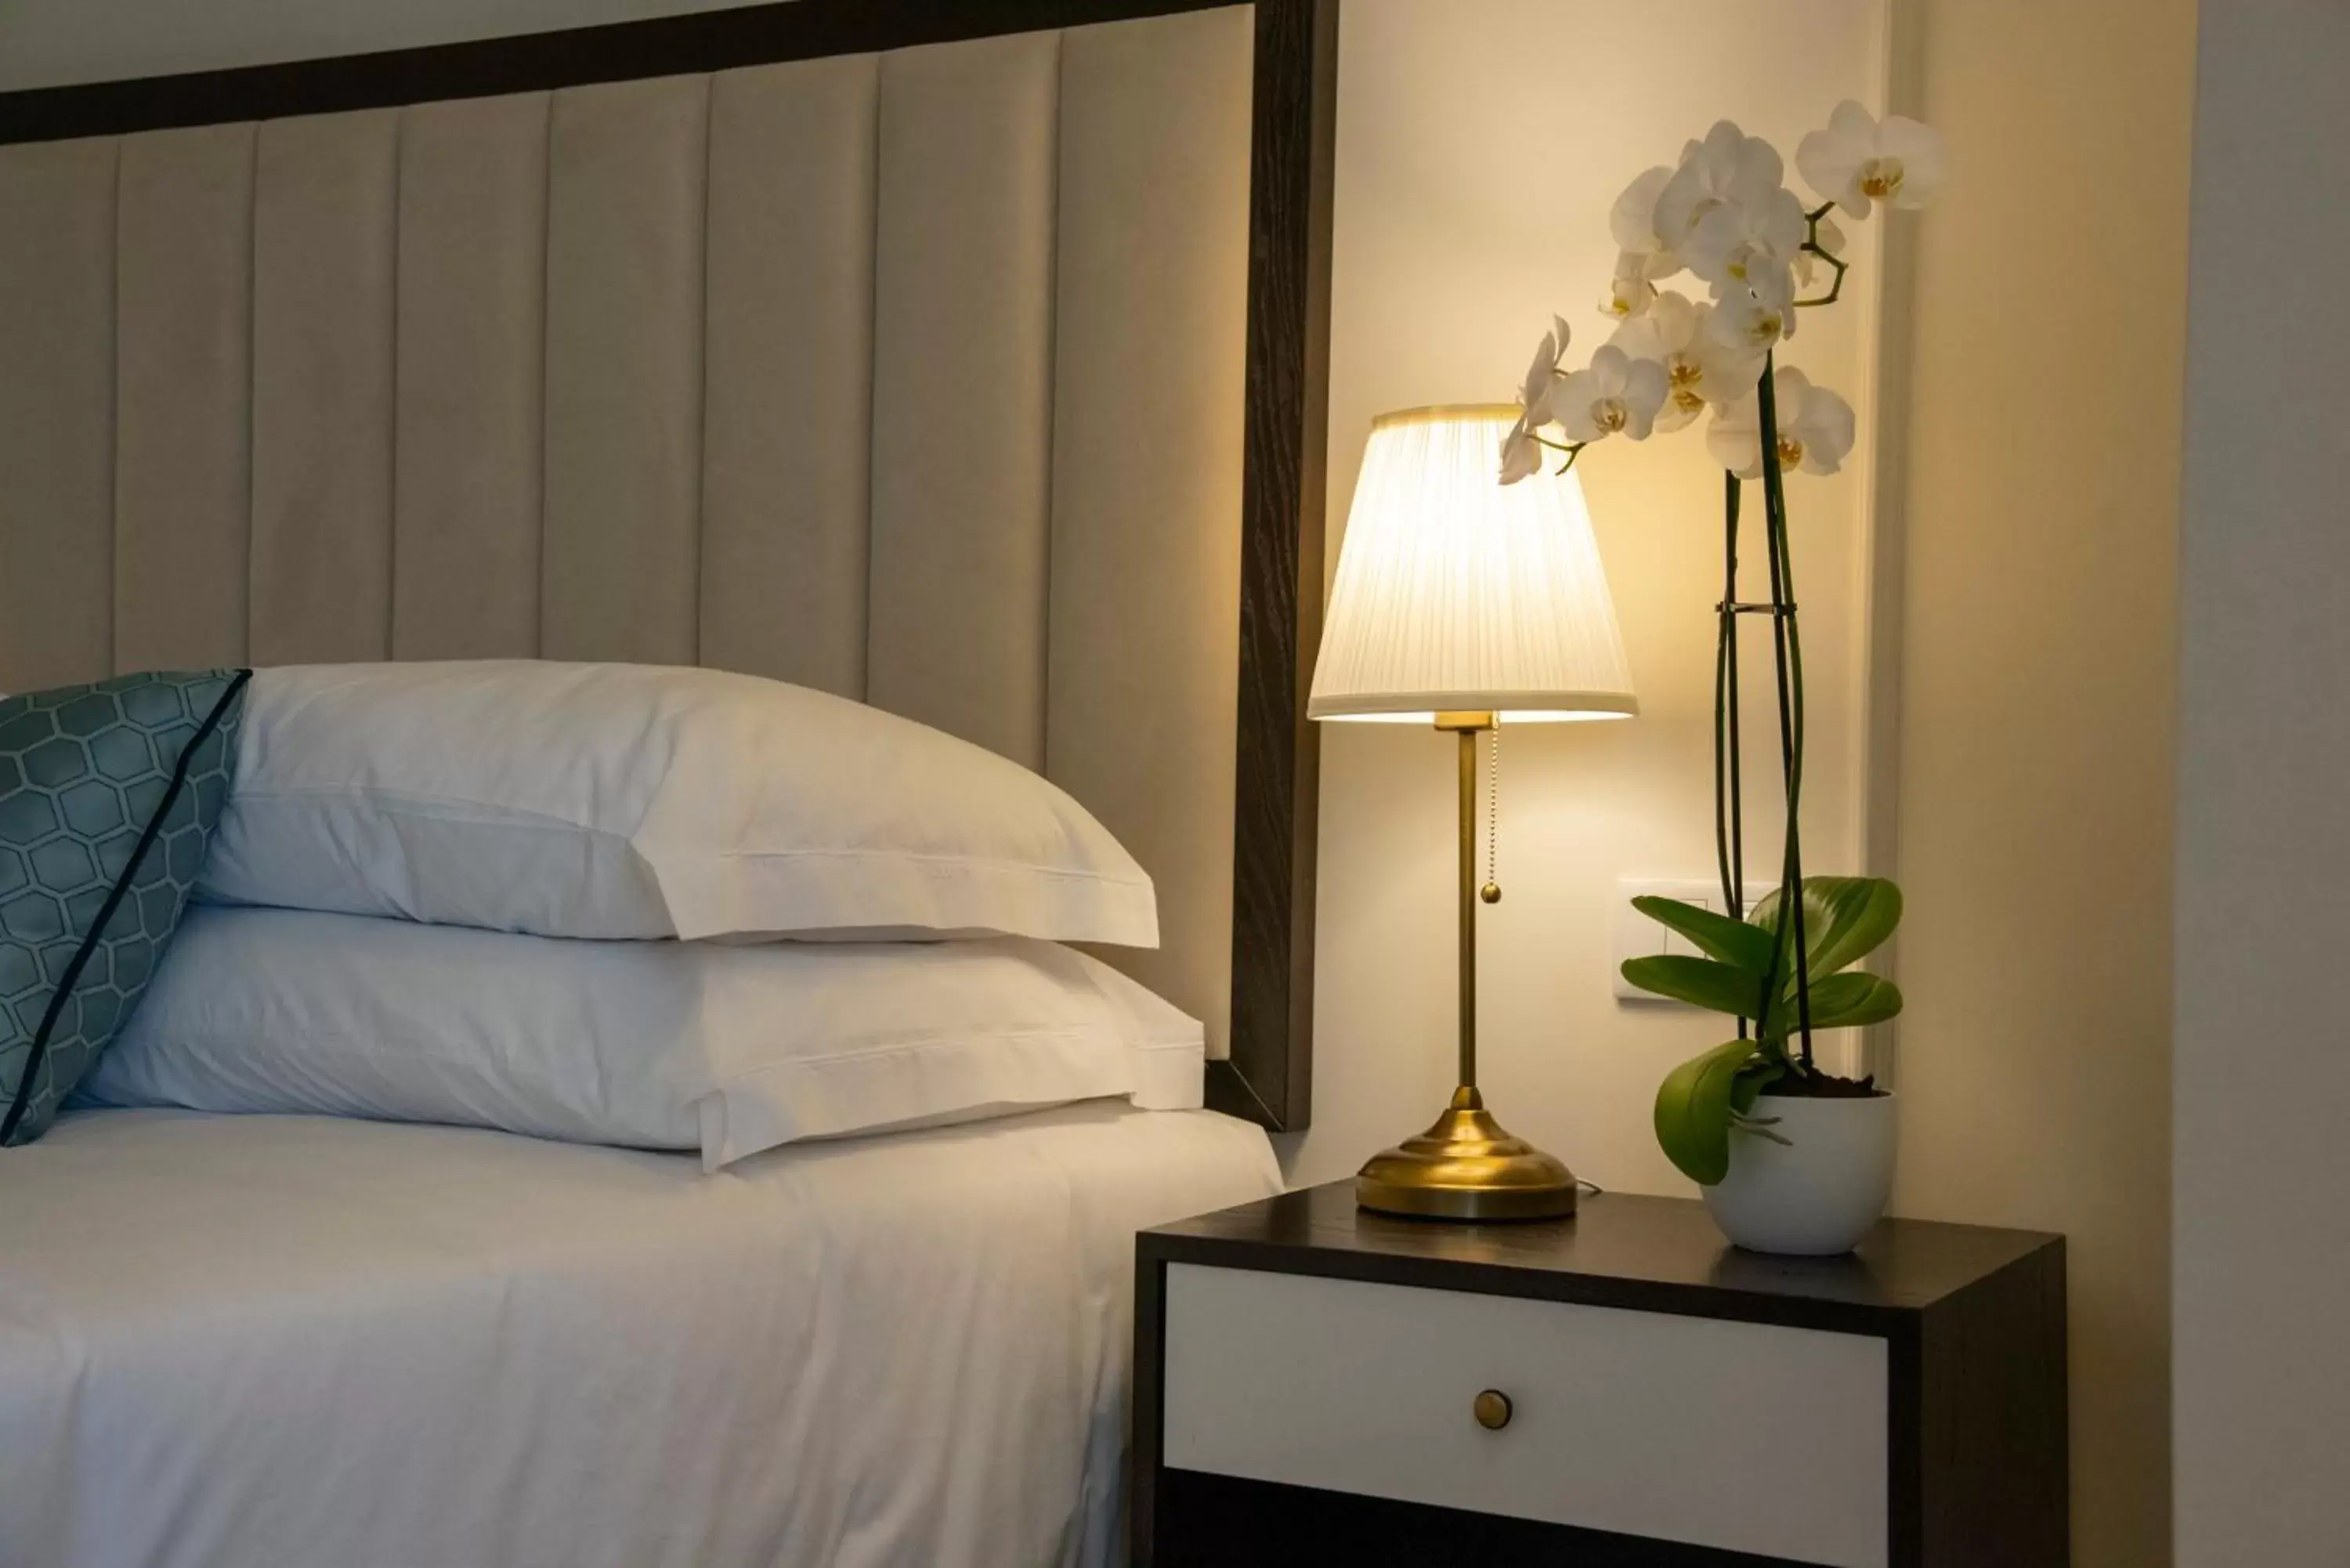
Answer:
xmin=196 ymin=662 xmax=1158 ymax=945
xmin=78 ymin=906 xmax=1204 ymax=1170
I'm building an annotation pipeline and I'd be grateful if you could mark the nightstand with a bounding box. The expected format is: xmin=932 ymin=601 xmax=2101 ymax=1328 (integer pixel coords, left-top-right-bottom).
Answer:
xmin=1132 ymin=1180 xmax=2066 ymax=1568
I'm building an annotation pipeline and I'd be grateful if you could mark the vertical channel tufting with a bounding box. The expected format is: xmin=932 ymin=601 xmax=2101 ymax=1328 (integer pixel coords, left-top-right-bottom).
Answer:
xmin=1048 ymin=9 xmax=1253 ymax=1055
xmin=113 ymin=122 xmax=256 ymax=673
xmin=250 ymin=110 xmax=398 ymax=665
xmin=699 ymin=56 xmax=879 ymax=698
xmin=0 ymin=136 xmax=117 ymax=691
xmin=865 ymin=31 xmax=1059 ymax=768
xmin=540 ymin=74 xmax=709 ymax=666
xmin=392 ymin=92 xmax=550 ymax=661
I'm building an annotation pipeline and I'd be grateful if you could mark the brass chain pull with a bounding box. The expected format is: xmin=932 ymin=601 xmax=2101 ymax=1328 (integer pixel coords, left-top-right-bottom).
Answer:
xmin=1480 ymin=726 xmax=1502 ymax=905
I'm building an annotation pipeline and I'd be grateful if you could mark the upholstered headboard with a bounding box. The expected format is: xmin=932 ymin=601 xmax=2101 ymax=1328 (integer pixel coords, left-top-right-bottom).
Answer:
xmin=0 ymin=0 xmax=1334 ymax=1130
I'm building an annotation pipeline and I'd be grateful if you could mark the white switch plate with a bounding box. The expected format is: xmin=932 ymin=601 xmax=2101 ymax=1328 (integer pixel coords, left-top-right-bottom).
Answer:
xmin=1612 ymin=878 xmax=1780 ymax=1002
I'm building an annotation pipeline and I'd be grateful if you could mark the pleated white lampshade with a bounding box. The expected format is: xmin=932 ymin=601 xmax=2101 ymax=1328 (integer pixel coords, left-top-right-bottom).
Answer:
xmin=1310 ymin=405 xmax=1638 ymax=724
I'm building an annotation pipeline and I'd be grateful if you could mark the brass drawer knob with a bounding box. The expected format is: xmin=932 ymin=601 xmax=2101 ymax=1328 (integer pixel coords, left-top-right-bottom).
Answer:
xmin=1473 ymin=1389 xmax=1513 ymax=1431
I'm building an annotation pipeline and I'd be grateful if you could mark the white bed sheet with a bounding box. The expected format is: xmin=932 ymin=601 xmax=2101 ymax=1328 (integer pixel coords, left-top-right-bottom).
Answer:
xmin=0 ymin=1100 xmax=1282 ymax=1568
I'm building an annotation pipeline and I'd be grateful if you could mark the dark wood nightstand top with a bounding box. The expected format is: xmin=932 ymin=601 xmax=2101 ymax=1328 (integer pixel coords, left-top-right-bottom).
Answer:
xmin=1141 ymin=1180 xmax=2063 ymax=1335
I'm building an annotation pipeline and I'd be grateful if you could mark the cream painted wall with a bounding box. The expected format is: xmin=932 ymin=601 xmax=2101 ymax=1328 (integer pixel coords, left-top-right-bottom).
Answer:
xmin=1287 ymin=0 xmax=1885 ymax=1199
xmin=2172 ymin=2 xmax=2350 ymax=1561
xmin=1886 ymin=0 xmax=2195 ymax=1563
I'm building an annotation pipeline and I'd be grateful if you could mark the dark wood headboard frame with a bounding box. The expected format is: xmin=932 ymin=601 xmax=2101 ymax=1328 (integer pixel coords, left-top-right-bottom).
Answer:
xmin=0 ymin=0 xmax=1335 ymax=1133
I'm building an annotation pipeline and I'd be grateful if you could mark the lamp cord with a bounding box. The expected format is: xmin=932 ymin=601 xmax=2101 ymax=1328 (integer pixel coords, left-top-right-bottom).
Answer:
xmin=1481 ymin=728 xmax=1502 ymax=904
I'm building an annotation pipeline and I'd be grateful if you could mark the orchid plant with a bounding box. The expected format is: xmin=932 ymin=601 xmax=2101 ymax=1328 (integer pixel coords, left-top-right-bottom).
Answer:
xmin=1501 ymin=101 xmax=1949 ymax=1186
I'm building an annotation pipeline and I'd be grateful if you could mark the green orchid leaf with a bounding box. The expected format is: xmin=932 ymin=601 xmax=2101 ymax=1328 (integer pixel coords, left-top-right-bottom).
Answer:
xmin=1620 ymin=955 xmax=1771 ymax=1019
xmin=1805 ymin=878 xmax=1904 ymax=975
xmin=1747 ymin=876 xmax=1904 ymax=979
xmin=1729 ymin=1057 xmax=1785 ymax=1117
xmin=1654 ymin=1039 xmax=1762 ymax=1186
xmin=1630 ymin=895 xmax=1776 ymax=973
xmin=1797 ymin=971 xmax=1905 ymax=1031
xmin=1744 ymin=880 xmax=1831 ymax=993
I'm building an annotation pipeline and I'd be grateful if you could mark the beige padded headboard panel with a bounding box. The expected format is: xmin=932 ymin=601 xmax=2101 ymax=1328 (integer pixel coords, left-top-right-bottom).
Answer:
xmin=0 ymin=7 xmax=1253 ymax=1056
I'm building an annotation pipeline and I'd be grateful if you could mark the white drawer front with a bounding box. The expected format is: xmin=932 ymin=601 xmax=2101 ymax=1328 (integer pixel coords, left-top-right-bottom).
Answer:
xmin=1162 ymin=1263 xmax=1889 ymax=1568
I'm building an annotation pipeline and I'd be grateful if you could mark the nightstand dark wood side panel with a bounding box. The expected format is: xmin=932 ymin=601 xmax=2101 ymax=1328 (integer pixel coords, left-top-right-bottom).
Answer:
xmin=1917 ymin=1237 xmax=2070 ymax=1566
xmin=1130 ymin=1241 xmax=1171 ymax=1565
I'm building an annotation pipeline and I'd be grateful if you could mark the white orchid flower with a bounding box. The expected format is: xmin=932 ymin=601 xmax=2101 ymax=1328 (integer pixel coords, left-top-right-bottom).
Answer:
xmin=1599 ymin=251 xmax=1664 ymax=320
xmin=1499 ymin=425 xmax=1545 ymax=486
xmin=1608 ymin=292 xmax=1764 ymax=432
xmin=1608 ymin=165 xmax=1682 ymax=273
xmin=1522 ymin=314 xmax=1570 ymax=414
xmin=1554 ymin=345 xmax=1669 ymax=444
xmin=1708 ymin=284 xmax=1795 ymax=353
xmin=1744 ymin=258 xmax=1798 ymax=318
xmin=1499 ymin=316 xmax=1571 ymax=484
xmin=1683 ymin=182 xmax=1807 ymax=304
xmin=1796 ymin=100 xmax=1948 ymax=217
xmin=1705 ymin=366 xmax=1856 ymax=479
xmin=1792 ymin=213 xmax=1847 ymax=292
xmin=1653 ymin=121 xmax=1787 ymax=253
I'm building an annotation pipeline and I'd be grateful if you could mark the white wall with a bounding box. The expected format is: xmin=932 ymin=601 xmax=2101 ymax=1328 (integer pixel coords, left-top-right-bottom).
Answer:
xmin=1887 ymin=0 xmax=2195 ymax=1561
xmin=2173 ymin=2 xmax=2350 ymax=1561
xmin=1287 ymin=0 xmax=1884 ymax=1195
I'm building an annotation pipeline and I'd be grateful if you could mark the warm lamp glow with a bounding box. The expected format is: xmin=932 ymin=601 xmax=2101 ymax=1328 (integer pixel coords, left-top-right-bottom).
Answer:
xmin=1308 ymin=404 xmax=1637 ymax=724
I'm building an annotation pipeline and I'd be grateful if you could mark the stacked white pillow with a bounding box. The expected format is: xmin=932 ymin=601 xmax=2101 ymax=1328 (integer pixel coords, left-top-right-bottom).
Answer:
xmin=83 ymin=662 xmax=1199 ymax=1169
xmin=197 ymin=660 xmax=1157 ymax=944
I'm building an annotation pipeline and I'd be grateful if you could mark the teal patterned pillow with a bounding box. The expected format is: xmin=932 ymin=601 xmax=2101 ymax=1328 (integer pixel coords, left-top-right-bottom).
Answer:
xmin=0 ymin=670 xmax=249 ymax=1146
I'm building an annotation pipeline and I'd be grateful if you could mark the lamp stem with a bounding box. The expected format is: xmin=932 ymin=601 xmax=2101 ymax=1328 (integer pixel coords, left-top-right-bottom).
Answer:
xmin=1355 ymin=709 xmax=1572 ymax=1221
xmin=1458 ymin=723 xmax=1479 ymax=1091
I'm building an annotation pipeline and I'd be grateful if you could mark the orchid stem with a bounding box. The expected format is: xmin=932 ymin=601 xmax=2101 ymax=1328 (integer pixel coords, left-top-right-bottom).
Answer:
xmin=1754 ymin=352 xmax=1816 ymax=1068
xmin=1795 ymin=207 xmax=1850 ymax=308
xmin=1716 ymin=471 xmax=1751 ymax=1039
xmin=1531 ymin=434 xmax=1587 ymax=473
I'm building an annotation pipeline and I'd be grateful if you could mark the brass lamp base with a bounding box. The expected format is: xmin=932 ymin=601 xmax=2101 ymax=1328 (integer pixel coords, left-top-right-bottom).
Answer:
xmin=1355 ymin=1086 xmax=1577 ymax=1222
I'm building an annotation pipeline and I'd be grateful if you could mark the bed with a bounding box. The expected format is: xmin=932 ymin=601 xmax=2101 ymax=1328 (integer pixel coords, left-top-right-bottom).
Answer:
xmin=0 ymin=1 xmax=1337 ymax=1563
xmin=0 ymin=1102 xmax=1280 ymax=1567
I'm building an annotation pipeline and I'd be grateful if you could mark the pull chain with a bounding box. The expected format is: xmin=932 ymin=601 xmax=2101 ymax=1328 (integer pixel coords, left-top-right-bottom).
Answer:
xmin=1480 ymin=727 xmax=1502 ymax=905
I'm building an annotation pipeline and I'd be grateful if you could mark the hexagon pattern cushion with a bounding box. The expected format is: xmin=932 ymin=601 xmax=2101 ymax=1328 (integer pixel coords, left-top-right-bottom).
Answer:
xmin=0 ymin=670 xmax=250 ymax=1147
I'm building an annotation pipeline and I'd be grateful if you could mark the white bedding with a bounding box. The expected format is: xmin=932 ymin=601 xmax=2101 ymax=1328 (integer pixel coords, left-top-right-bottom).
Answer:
xmin=0 ymin=1100 xmax=1282 ymax=1568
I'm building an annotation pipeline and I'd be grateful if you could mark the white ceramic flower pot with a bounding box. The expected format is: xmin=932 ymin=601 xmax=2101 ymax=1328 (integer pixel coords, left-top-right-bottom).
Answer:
xmin=1702 ymin=1091 xmax=1896 ymax=1255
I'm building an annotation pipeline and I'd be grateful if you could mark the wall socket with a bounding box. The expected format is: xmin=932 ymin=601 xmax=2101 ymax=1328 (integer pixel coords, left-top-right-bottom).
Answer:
xmin=1611 ymin=878 xmax=1780 ymax=1002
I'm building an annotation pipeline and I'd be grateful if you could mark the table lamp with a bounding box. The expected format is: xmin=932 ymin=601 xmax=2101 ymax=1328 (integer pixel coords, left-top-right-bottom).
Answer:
xmin=1310 ymin=404 xmax=1637 ymax=1220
